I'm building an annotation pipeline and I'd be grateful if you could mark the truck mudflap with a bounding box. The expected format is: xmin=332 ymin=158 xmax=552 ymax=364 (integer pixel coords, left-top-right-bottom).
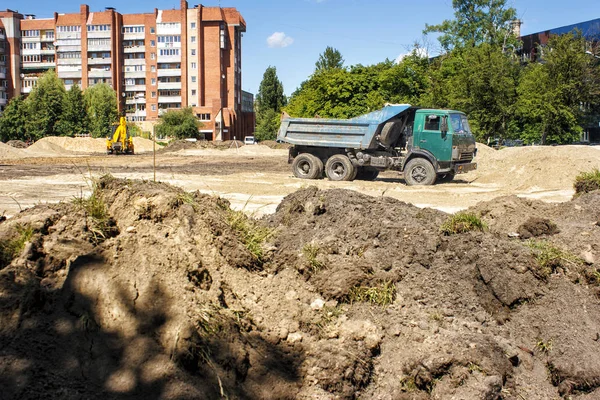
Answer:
xmin=453 ymin=162 xmax=477 ymax=174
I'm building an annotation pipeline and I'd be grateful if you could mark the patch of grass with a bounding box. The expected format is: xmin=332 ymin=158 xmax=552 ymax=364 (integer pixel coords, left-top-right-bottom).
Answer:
xmin=315 ymin=305 xmax=344 ymax=331
xmin=346 ymin=281 xmax=396 ymax=306
xmin=536 ymin=338 xmax=553 ymax=354
xmin=72 ymin=180 xmax=112 ymax=242
xmin=302 ymin=243 xmax=326 ymax=273
xmin=573 ymin=168 xmax=600 ymax=197
xmin=527 ymin=240 xmax=583 ymax=279
xmin=429 ymin=311 xmax=443 ymax=322
xmin=440 ymin=212 xmax=487 ymax=235
xmin=226 ymin=210 xmax=273 ymax=265
xmin=0 ymin=224 xmax=34 ymax=268
xmin=399 ymin=376 xmax=418 ymax=392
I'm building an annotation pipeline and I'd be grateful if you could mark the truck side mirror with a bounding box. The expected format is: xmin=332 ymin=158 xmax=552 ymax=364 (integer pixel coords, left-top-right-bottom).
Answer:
xmin=441 ymin=116 xmax=448 ymax=133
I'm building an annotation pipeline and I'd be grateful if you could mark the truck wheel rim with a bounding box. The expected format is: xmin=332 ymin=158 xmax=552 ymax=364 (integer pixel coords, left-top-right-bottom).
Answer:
xmin=411 ymin=166 xmax=427 ymax=182
xmin=332 ymin=162 xmax=345 ymax=177
xmin=299 ymin=160 xmax=311 ymax=175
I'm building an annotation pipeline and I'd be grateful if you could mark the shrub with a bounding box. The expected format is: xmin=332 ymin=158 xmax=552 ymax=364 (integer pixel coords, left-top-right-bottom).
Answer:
xmin=440 ymin=212 xmax=487 ymax=235
xmin=573 ymin=168 xmax=600 ymax=197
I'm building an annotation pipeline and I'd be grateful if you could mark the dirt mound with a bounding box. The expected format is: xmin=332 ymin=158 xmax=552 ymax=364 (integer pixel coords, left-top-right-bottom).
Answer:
xmin=2 ymin=180 xmax=600 ymax=399
xmin=25 ymin=138 xmax=76 ymax=157
xmin=132 ymin=137 xmax=156 ymax=153
xmin=0 ymin=142 xmax=26 ymax=159
xmin=6 ymin=140 xmax=28 ymax=149
xmin=260 ymin=140 xmax=292 ymax=150
xmin=37 ymin=136 xmax=106 ymax=153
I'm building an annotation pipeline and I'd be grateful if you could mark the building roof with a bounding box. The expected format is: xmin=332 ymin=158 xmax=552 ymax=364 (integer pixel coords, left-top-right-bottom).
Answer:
xmin=521 ymin=17 xmax=600 ymax=41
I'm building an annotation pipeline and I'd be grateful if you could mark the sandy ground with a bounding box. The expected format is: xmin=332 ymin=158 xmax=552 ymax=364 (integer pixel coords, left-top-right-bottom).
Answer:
xmin=1 ymin=143 xmax=600 ymax=218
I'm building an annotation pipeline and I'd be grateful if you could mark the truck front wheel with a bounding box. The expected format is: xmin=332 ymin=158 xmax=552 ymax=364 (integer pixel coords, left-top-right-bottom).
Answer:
xmin=292 ymin=153 xmax=323 ymax=179
xmin=325 ymin=154 xmax=356 ymax=181
xmin=404 ymin=158 xmax=437 ymax=186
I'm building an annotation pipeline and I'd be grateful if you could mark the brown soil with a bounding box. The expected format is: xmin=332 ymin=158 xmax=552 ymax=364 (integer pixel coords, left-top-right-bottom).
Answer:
xmin=1 ymin=172 xmax=600 ymax=399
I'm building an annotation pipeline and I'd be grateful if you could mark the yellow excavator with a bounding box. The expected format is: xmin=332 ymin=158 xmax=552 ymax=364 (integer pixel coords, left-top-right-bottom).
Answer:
xmin=106 ymin=117 xmax=135 ymax=155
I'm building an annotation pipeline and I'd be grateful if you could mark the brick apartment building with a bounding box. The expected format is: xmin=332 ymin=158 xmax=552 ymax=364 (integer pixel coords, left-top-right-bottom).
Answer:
xmin=0 ymin=1 xmax=255 ymax=140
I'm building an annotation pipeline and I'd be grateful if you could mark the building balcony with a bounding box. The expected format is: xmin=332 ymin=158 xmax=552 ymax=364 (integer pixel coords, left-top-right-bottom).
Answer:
xmin=0 ymin=71 xmax=5 ymax=79
xmin=157 ymin=55 xmax=181 ymax=63
xmin=125 ymin=96 xmax=146 ymax=105
xmin=41 ymin=35 xmax=54 ymax=42
xmin=0 ymin=32 xmax=5 ymax=40
xmin=124 ymin=70 xmax=146 ymax=79
xmin=56 ymin=45 xmax=82 ymax=52
xmin=0 ymin=98 xmax=7 ymax=106
xmin=56 ymin=32 xmax=81 ymax=40
xmin=158 ymin=96 xmax=182 ymax=103
xmin=157 ymin=42 xmax=181 ymax=49
xmin=21 ymin=36 xmax=41 ymax=43
xmin=40 ymin=49 xmax=55 ymax=55
xmin=124 ymin=58 xmax=145 ymax=66
xmin=124 ymin=46 xmax=145 ymax=54
xmin=88 ymin=69 xmax=112 ymax=78
xmin=124 ymin=84 xmax=146 ymax=92
xmin=88 ymin=44 xmax=111 ymax=52
xmin=0 ymin=85 xmax=6 ymax=91
xmin=57 ymin=70 xmax=82 ymax=79
xmin=123 ymin=32 xmax=145 ymax=41
xmin=0 ymin=47 xmax=4 ymax=54
xmin=156 ymin=26 xmax=181 ymax=35
xmin=157 ymin=68 xmax=181 ymax=77
xmin=87 ymin=31 xmax=111 ymax=39
xmin=57 ymin=59 xmax=82 ymax=66
xmin=21 ymin=49 xmax=41 ymax=56
xmin=88 ymin=57 xmax=112 ymax=65
xmin=158 ymin=81 xmax=182 ymax=90
xmin=22 ymin=62 xmax=56 ymax=70
xmin=126 ymin=109 xmax=147 ymax=118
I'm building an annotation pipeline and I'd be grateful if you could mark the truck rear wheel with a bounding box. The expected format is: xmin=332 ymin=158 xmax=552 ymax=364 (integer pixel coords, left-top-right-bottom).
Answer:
xmin=292 ymin=153 xmax=323 ymax=179
xmin=404 ymin=158 xmax=437 ymax=186
xmin=325 ymin=154 xmax=356 ymax=181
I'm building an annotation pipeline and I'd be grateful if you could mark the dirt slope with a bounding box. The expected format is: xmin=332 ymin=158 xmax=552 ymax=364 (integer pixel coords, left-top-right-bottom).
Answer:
xmin=1 ymin=178 xmax=600 ymax=399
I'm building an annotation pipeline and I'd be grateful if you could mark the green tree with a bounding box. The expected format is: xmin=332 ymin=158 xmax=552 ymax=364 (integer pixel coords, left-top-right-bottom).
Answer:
xmin=379 ymin=50 xmax=430 ymax=105
xmin=57 ymin=84 xmax=88 ymax=136
xmin=315 ymin=46 xmax=344 ymax=71
xmin=514 ymin=33 xmax=597 ymax=144
xmin=24 ymin=70 xmax=66 ymax=139
xmin=0 ymin=96 xmax=29 ymax=142
xmin=255 ymin=66 xmax=286 ymax=140
xmin=85 ymin=83 xmax=118 ymax=138
xmin=155 ymin=107 xmax=201 ymax=139
xmin=424 ymin=0 xmax=518 ymax=50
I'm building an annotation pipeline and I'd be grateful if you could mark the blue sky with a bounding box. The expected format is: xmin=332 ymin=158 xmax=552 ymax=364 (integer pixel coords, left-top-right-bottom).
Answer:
xmin=3 ymin=0 xmax=599 ymax=96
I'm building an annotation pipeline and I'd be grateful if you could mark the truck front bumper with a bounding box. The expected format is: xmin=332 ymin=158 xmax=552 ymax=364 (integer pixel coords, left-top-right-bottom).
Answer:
xmin=453 ymin=162 xmax=477 ymax=174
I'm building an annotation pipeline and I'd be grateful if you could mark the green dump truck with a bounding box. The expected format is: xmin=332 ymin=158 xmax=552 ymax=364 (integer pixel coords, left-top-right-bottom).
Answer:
xmin=276 ymin=104 xmax=477 ymax=185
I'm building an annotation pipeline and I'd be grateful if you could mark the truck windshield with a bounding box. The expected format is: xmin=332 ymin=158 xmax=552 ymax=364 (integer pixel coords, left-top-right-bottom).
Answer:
xmin=449 ymin=114 xmax=471 ymax=134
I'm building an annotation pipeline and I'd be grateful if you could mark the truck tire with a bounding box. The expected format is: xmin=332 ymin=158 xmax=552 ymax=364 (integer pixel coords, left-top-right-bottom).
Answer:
xmin=292 ymin=153 xmax=323 ymax=179
xmin=404 ymin=158 xmax=437 ymax=186
xmin=356 ymin=167 xmax=379 ymax=181
xmin=325 ymin=154 xmax=356 ymax=181
xmin=380 ymin=121 xmax=403 ymax=147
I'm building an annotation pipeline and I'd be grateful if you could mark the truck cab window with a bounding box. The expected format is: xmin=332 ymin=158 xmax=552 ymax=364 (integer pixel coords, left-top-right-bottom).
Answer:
xmin=425 ymin=115 xmax=440 ymax=131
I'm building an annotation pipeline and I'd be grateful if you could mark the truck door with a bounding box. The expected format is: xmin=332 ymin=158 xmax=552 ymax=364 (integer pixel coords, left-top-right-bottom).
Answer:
xmin=417 ymin=113 xmax=451 ymax=161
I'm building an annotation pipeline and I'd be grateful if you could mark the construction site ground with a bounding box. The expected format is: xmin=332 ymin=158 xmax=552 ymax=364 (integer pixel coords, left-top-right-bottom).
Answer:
xmin=1 ymin=138 xmax=600 ymax=399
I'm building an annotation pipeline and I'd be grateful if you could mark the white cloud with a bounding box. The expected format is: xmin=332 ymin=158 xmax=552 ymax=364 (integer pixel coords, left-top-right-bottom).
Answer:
xmin=395 ymin=48 xmax=428 ymax=64
xmin=267 ymin=32 xmax=294 ymax=48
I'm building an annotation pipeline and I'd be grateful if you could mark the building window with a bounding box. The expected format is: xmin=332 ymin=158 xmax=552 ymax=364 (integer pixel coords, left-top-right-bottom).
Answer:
xmin=151 ymin=104 xmax=156 ymax=111
xmin=197 ymin=113 xmax=211 ymax=121
xmin=151 ymin=91 xmax=156 ymax=98
xmin=191 ymin=62 xmax=197 ymax=69
xmin=191 ymin=49 xmax=196 ymax=56
xmin=191 ymin=36 xmax=196 ymax=43
xmin=151 ymin=78 xmax=156 ymax=85
xmin=87 ymin=25 xmax=110 ymax=32
xmin=191 ymin=76 xmax=196 ymax=83
xmin=151 ymin=65 xmax=156 ymax=72
xmin=123 ymin=26 xmax=144 ymax=34
xmin=159 ymin=49 xmax=180 ymax=56
xmin=191 ymin=89 xmax=196 ymax=96
xmin=150 ymin=27 xmax=155 ymax=34
xmin=21 ymin=30 xmax=40 ymax=37
xmin=190 ymin=22 xmax=196 ymax=29
xmin=151 ymin=53 xmax=156 ymax=60
xmin=150 ymin=40 xmax=155 ymax=47
xmin=157 ymin=35 xmax=181 ymax=43
xmin=57 ymin=26 xmax=81 ymax=32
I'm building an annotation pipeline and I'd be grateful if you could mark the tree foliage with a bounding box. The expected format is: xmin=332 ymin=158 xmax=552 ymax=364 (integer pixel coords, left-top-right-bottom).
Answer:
xmin=255 ymin=66 xmax=286 ymax=140
xmin=155 ymin=107 xmax=201 ymax=139
xmin=424 ymin=0 xmax=518 ymax=50
xmin=0 ymin=96 xmax=29 ymax=142
xmin=85 ymin=83 xmax=118 ymax=138
xmin=58 ymin=84 xmax=89 ymax=137
xmin=25 ymin=70 xmax=66 ymax=140
xmin=315 ymin=46 xmax=344 ymax=71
